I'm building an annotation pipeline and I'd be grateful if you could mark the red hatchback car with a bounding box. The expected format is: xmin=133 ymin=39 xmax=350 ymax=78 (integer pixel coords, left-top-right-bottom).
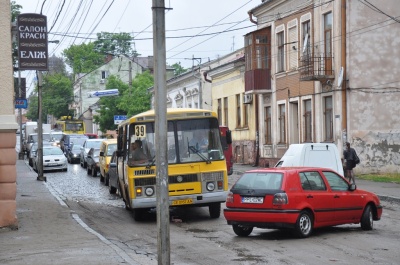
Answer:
xmin=224 ymin=167 xmax=383 ymax=238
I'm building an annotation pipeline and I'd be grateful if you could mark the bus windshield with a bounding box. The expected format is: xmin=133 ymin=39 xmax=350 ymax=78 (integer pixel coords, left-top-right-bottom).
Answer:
xmin=128 ymin=118 xmax=224 ymax=166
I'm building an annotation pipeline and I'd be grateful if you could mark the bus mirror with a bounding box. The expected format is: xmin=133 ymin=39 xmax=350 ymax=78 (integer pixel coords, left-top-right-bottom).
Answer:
xmin=116 ymin=150 xmax=123 ymax=157
xmin=226 ymin=130 xmax=232 ymax=145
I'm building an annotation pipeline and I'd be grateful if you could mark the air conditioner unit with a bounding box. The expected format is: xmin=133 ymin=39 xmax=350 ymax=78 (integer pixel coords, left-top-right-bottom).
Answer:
xmin=243 ymin=94 xmax=253 ymax=104
xmin=100 ymin=79 xmax=105 ymax=84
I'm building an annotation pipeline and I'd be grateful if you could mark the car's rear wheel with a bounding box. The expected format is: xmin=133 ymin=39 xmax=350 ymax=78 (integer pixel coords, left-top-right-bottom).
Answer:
xmin=295 ymin=210 xmax=313 ymax=238
xmin=232 ymin=225 xmax=253 ymax=237
xmin=105 ymin=173 xmax=109 ymax=186
xmin=92 ymin=167 xmax=97 ymax=177
xmin=361 ymin=205 xmax=373 ymax=230
xmin=209 ymin=203 xmax=221 ymax=218
xmin=87 ymin=166 xmax=91 ymax=175
xmin=100 ymin=172 xmax=104 ymax=182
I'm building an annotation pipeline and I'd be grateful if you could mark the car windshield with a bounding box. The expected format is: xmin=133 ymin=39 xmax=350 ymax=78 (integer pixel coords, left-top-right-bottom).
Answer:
xmin=233 ymin=172 xmax=283 ymax=190
xmin=51 ymin=133 xmax=63 ymax=141
xmin=87 ymin=141 xmax=102 ymax=149
xmin=92 ymin=149 xmax=100 ymax=158
xmin=43 ymin=147 xmax=63 ymax=156
xmin=71 ymin=138 xmax=87 ymax=146
xmin=106 ymin=144 xmax=117 ymax=156
xmin=72 ymin=145 xmax=82 ymax=151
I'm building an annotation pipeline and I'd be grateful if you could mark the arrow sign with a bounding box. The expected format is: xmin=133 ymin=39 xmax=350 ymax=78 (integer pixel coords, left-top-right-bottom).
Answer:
xmin=88 ymin=89 xmax=119 ymax=98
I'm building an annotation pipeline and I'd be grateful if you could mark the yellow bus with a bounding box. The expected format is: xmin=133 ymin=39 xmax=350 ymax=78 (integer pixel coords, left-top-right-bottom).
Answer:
xmin=116 ymin=108 xmax=231 ymax=221
xmin=55 ymin=116 xmax=85 ymax=134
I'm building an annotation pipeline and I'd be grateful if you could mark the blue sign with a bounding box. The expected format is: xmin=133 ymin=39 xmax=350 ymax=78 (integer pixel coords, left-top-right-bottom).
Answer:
xmin=88 ymin=89 xmax=119 ymax=98
xmin=114 ymin=115 xmax=127 ymax=124
xmin=15 ymin=98 xmax=28 ymax=109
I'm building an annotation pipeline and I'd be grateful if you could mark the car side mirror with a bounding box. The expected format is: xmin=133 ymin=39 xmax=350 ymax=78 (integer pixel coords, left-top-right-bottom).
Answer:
xmin=349 ymin=183 xmax=356 ymax=191
xmin=99 ymin=151 xmax=104 ymax=156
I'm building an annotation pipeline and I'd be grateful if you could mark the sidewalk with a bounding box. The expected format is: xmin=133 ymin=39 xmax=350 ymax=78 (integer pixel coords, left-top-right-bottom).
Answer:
xmin=1 ymin=160 xmax=399 ymax=265
xmin=0 ymin=158 xmax=138 ymax=265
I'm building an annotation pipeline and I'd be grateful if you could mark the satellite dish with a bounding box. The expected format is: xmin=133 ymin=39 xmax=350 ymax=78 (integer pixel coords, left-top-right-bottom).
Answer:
xmin=337 ymin=67 xmax=344 ymax=87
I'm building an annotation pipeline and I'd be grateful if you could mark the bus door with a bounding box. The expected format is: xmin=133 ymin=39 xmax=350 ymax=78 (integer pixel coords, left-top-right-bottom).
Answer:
xmin=219 ymin=126 xmax=233 ymax=175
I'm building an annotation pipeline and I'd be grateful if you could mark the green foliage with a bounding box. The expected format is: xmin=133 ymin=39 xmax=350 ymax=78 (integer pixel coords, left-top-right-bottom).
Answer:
xmin=93 ymin=76 xmax=129 ymax=133
xmin=62 ymin=42 xmax=104 ymax=75
xmin=118 ymin=71 xmax=153 ymax=117
xmin=94 ymin=32 xmax=139 ymax=57
xmin=25 ymin=73 xmax=73 ymax=122
xmin=11 ymin=1 xmax=22 ymax=22
xmin=171 ymin=62 xmax=187 ymax=76
xmin=358 ymin=174 xmax=400 ymax=184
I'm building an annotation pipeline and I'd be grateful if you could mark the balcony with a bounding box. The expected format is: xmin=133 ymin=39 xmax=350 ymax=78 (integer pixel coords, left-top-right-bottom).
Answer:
xmin=245 ymin=69 xmax=271 ymax=93
xmin=299 ymin=53 xmax=335 ymax=81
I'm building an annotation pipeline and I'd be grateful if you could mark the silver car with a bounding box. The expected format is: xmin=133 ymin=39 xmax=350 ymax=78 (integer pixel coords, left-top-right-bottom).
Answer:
xmin=33 ymin=146 xmax=67 ymax=172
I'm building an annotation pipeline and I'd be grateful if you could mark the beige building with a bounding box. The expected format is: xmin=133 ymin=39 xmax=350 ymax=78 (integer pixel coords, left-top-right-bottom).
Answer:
xmin=246 ymin=0 xmax=400 ymax=174
xmin=0 ymin=0 xmax=18 ymax=228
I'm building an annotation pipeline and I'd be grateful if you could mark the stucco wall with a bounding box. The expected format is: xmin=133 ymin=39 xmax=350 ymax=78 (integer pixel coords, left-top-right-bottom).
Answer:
xmin=347 ymin=0 xmax=400 ymax=173
xmin=0 ymin=0 xmax=18 ymax=228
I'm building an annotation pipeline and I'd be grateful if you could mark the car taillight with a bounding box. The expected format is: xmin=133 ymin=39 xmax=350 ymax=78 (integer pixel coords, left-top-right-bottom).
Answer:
xmin=226 ymin=192 xmax=234 ymax=203
xmin=273 ymin=193 xmax=288 ymax=205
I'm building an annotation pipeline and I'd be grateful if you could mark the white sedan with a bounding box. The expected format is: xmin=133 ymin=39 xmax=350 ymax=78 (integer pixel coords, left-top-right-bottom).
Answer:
xmin=33 ymin=146 xmax=68 ymax=172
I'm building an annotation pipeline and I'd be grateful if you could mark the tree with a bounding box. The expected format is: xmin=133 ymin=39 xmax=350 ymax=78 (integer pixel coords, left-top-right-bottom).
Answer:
xmin=62 ymin=42 xmax=104 ymax=75
xmin=171 ymin=62 xmax=187 ymax=76
xmin=48 ymin=55 xmax=68 ymax=75
xmin=94 ymin=32 xmax=139 ymax=57
xmin=25 ymin=73 xmax=73 ymax=122
xmin=93 ymin=75 xmax=129 ymax=133
xmin=118 ymin=71 xmax=153 ymax=117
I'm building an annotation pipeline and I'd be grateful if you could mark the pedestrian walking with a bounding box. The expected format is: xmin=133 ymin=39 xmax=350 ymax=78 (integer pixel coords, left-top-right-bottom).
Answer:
xmin=343 ymin=142 xmax=360 ymax=184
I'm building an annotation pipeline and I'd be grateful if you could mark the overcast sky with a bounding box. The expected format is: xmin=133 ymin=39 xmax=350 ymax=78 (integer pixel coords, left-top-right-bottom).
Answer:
xmin=16 ymin=0 xmax=258 ymax=69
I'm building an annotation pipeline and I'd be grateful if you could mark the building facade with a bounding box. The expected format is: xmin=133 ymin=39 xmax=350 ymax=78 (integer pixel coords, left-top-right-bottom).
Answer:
xmin=0 ymin=0 xmax=18 ymax=228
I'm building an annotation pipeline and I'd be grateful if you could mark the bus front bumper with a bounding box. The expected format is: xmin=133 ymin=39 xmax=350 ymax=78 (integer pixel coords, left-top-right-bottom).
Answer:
xmin=131 ymin=191 xmax=228 ymax=209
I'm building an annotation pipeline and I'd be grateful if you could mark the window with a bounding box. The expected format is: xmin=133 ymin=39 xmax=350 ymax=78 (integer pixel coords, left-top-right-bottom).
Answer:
xmin=217 ymin=99 xmax=222 ymax=125
xmin=245 ymin=34 xmax=253 ymax=70
xmin=244 ymin=102 xmax=249 ymax=127
xmin=101 ymin=71 xmax=108 ymax=79
xmin=304 ymin=99 xmax=312 ymax=142
xmin=256 ymin=34 xmax=269 ymax=69
xmin=288 ymin=26 xmax=298 ymax=70
xmin=245 ymin=27 xmax=271 ymax=71
xmin=278 ymin=104 xmax=286 ymax=143
xmin=302 ymin=20 xmax=311 ymax=56
xmin=323 ymin=171 xmax=348 ymax=191
xmin=265 ymin=106 xmax=272 ymax=144
xmin=236 ymin=94 xmax=241 ymax=128
xmin=324 ymin=96 xmax=333 ymax=141
xmin=299 ymin=172 xmax=326 ymax=191
xmin=224 ymin=97 xmax=228 ymax=127
xmin=277 ymin=31 xmax=285 ymax=72
xmin=324 ymin=12 xmax=333 ymax=74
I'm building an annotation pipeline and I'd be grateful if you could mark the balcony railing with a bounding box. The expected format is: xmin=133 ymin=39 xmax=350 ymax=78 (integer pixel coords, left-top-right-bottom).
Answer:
xmin=245 ymin=69 xmax=271 ymax=93
xmin=299 ymin=53 xmax=335 ymax=81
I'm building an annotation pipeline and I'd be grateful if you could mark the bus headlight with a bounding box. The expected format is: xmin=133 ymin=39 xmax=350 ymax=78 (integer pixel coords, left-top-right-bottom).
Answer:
xmin=145 ymin=187 xmax=154 ymax=196
xmin=206 ymin=182 xmax=215 ymax=191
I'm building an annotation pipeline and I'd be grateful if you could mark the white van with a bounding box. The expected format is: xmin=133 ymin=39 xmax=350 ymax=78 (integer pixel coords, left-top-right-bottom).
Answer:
xmin=275 ymin=143 xmax=344 ymax=176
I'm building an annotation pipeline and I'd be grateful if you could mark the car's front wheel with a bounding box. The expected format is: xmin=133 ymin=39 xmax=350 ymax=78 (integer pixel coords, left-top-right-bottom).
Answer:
xmin=361 ymin=205 xmax=373 ymax=230
xmin=295 ymin=210 xmax=313 ymax=238
xmin=232 ymin=224 xmax=253 ymax=237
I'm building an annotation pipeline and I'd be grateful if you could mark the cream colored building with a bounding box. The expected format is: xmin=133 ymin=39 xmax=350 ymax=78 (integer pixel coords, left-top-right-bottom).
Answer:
xmin=0 ymin=0 xmax=18 ymax=228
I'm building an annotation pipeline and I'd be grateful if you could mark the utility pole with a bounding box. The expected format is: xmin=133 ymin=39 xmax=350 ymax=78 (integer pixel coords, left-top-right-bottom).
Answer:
xmin=152 ymin=0 xmax=170 ymax=264
xmin=36 ymin=70 xmax=46 ymax=182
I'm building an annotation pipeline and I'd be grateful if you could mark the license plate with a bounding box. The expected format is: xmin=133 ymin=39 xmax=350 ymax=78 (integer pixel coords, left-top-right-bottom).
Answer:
xmin=47 ymin=163 xmax=57 ymax=166
xmin=172 ymin=199 xmax=193 ymax=206
xmin=242 ymin=196 xmax=264 ymax=204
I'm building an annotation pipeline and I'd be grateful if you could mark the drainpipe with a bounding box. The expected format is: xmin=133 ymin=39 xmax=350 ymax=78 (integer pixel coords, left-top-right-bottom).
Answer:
xmin=253 ymin=94 xmax=260 ymax=167
xmin=248 ymin=11 xmax=258 ymax=25
xmin=341 ymin=0 xmax=347 ymax=142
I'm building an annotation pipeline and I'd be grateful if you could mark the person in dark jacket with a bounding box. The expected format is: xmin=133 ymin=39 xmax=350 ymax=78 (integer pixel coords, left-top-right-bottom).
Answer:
xmin=343 ymin=142 xmax=358 ymax=184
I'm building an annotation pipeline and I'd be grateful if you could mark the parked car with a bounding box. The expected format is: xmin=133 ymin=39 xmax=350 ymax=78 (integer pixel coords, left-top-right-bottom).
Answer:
xmin=33 ymin=146 xmax=67 ymax=172
xmin=66 ymin=143 xmax=82 ymax=164
xmin=86 ymin=148 xmax=100 ymax=177
xmin=107 ymin=151 xmax=118 ymax=195
xmin=84 ymin=133 xmax=98 ymax=139
xmin=25 ymin=132 xmax=51 ymax=156
xmin=80 ymin=139 xmax=103 ymax=168
xmin=60 ymin=134 xmax=88 ymax=154
xmin=223 ymin=167 xmax=383 ymax=238
xmin=99 ymin=139 xmax=117 ymax=184
xmin=28 ymin=141 xmax=52 ymax=167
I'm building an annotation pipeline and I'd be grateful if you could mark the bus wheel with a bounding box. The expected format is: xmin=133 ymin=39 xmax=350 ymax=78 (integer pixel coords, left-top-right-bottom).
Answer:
xmin=209 ymin=203 xmax=221 ymax=218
